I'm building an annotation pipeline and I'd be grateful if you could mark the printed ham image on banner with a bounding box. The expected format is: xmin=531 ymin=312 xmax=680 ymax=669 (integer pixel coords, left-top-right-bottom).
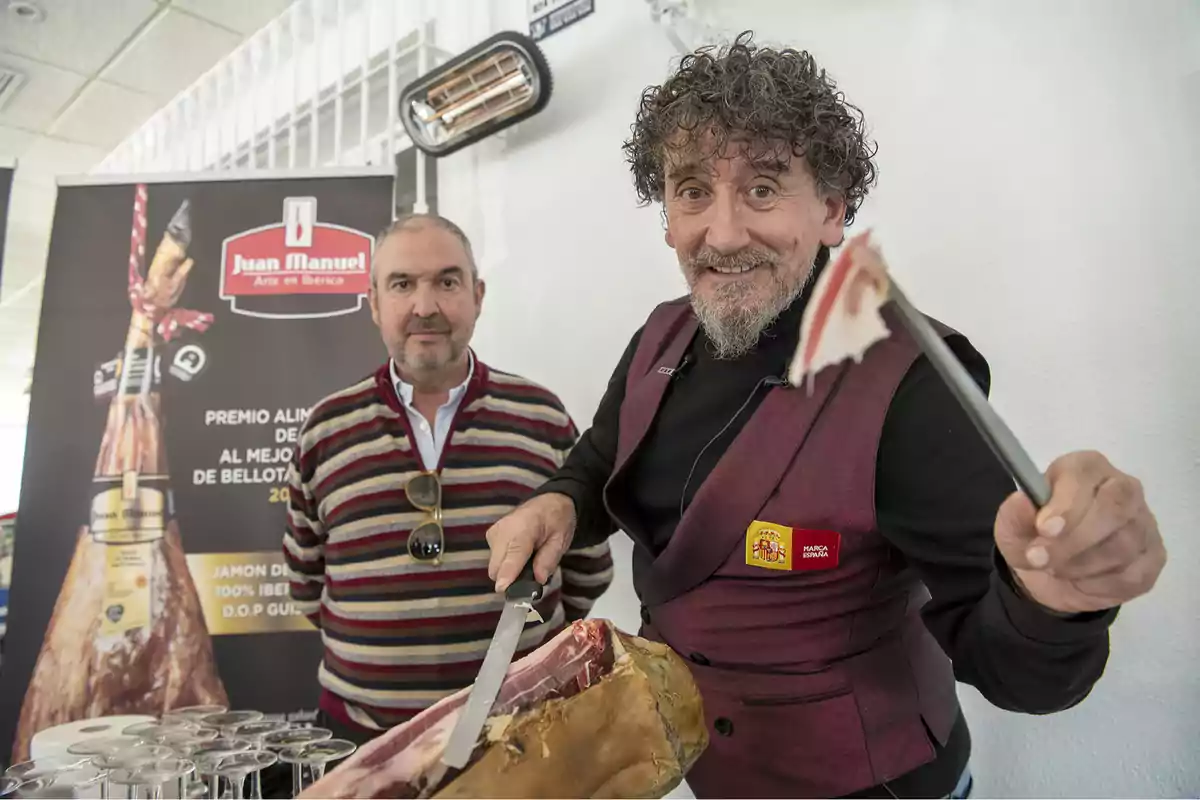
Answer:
xmin=0 ymin=169 xmax=396 ymax=762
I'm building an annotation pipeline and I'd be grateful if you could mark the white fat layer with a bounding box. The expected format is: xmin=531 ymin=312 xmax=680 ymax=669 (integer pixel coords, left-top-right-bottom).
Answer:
xmin=789 ymin=257 xmax=890 ymax=391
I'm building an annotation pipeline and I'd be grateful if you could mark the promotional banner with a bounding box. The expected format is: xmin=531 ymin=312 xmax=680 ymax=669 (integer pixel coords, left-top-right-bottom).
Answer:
xmin=0 ymin=169 xmax=396 ymax=761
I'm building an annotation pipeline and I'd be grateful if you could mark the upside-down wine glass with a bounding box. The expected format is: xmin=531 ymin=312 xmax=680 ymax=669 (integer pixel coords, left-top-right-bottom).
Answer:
xmin=123 ymin=721 xmax=197 ymax=743
xmin=277 ymin=739 xmax=356 ymax=797
xmin=155 ymin=728 xmax=221 ymax=798
xmin=260 ymin=728 xmax=332 ymax=798
xmin=42 ymin=763 xmax=105 ymax=797
xmin=161 ymin=706 xmax=227 ymax=726
xmin=105 ymin=757 xmax=194 ymax=800
xmin=92 ymin=746 xmax=176 ymax=800
xmin=226 ymin=722 xmax=289 ymax=800
xmin=188 ymin=739 xmax=253 ymax=800
xmin=0 ymin=777 xmax=48 ymax=799
xmin=68 ymin=735 xmax=147 ymax=798
xmin=4 ymin=756 xmax=87 ymax=782
xmin=198 ymin=713 xmax=263 ymax=740
xmin=212 ymin=752 xmax=276 ymax=800
xmin=4 ymin=756 xmax=87 ymax=798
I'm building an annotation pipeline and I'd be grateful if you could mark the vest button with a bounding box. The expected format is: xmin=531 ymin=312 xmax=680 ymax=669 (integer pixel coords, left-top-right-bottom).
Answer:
xmin=640 ymin=606 xmax=651 ymax=625
xmin=688 ymin=652 xmax=710 ymax=666
xmin=713 ymin=717 xmax=734 ymax=737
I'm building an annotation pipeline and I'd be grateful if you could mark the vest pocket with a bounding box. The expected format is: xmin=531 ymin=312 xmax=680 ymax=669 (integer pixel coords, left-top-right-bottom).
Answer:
xmin=740 ymin=686 xmax=852 ymax=706
xmin=686 ymin=684 xmax=875 ymax=798
xmin=686 ymin=658 xmax=852 ymax=706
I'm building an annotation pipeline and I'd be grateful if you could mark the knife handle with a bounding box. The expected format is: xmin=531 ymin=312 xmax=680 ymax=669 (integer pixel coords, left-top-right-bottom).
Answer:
xmin=506 ymin=563 xmax=544 ymax=603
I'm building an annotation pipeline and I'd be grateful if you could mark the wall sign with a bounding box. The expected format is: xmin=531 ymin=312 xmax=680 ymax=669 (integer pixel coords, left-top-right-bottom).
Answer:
xmin=529 ymin=0 xmax=594 ymax=41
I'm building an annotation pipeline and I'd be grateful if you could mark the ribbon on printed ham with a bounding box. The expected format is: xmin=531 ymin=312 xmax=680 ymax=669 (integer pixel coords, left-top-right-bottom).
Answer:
xmin=300 ymin=619 xmax=708 ymax=799
xmin=789 ymin=230 xmax=893 ymax=391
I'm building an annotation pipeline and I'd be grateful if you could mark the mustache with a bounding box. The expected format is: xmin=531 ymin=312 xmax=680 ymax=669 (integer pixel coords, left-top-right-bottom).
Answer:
xmin=688 ymin=247 xmax=781 ymax=274
xmin=406 ymin=315 xmax=451 ymax=334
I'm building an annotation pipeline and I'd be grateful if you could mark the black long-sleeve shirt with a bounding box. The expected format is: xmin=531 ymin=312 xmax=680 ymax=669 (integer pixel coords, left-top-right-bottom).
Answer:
xmin=537 ymin=288 xmax=1117 ymax=797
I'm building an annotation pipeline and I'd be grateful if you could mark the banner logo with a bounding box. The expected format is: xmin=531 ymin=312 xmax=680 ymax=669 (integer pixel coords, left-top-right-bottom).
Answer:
xmin=284 ymin=197 xmax=315 ymax=248
xmin=169 ymin=344 xmax=208 ymax=382
xmin=220 ymin=198 xmax=374 ymax=319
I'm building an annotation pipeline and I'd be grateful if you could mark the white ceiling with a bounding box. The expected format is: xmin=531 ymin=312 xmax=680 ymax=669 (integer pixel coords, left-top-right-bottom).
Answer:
xmin=0 ymin=0 xmax=295 ymax=425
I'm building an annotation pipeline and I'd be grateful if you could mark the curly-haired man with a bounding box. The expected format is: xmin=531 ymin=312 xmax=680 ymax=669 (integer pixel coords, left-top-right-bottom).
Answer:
xmin=486 ymin=32 xmax=1164 ymax=799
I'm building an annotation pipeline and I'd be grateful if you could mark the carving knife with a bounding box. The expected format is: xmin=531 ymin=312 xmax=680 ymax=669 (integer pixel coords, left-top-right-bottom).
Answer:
xmin=433 ymin=564 xmax=544 ymax=782
xmin=886 ymin=277 xmax=1051 ymax=508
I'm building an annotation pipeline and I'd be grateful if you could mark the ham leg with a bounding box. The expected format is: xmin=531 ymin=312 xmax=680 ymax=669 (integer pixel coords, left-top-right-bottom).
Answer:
xmin=301 ymin=619 xmax=708 ymax=799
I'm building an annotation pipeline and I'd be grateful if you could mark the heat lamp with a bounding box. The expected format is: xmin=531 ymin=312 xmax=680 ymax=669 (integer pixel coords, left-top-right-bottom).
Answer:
xmin=398 ymin=31 xmax=554 ymax=157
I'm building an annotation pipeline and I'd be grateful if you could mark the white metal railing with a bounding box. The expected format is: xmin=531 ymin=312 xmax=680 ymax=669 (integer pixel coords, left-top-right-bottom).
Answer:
xmin=94 ymin=0 xmax=462 ymax=187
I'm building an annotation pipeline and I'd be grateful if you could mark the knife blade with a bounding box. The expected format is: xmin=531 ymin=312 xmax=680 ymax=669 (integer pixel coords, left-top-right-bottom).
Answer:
xmin=886 ymin=277 xmax=1051 ymax=508
xmin=440 ymin=563 xmax=544 ymax=771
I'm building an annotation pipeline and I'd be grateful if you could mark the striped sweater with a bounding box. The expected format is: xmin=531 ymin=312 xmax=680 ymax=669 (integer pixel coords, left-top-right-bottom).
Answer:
xmin=283 ymin=357 xmax=614 ymax=731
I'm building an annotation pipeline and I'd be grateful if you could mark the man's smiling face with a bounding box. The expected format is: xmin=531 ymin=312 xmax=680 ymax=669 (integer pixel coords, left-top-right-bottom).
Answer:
xmin=662 ymin=134 xmax=847 ymax=358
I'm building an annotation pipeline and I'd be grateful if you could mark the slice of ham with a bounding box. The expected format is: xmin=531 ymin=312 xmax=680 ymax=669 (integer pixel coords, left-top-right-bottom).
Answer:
xmin=789 ymin=230 xmax=893 ymax=391
xmin=300 ymin=618 xmax=707 ymax=799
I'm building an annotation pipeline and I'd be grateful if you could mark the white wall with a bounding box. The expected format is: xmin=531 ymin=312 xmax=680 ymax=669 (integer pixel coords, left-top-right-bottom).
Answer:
xmin=0 ymin=423 xmax=26 ymax=513
xmin=437 ymin=0 xmax=1200 ymax=797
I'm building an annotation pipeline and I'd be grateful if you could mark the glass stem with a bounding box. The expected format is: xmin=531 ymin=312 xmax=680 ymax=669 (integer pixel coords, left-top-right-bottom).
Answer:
xmin=291 ymin=764 xmax=303 ymax=798
xmin=207 ymin=774 xmax=220 ymax=800
xmin=231 ymin=774 xmax=246 ymax=800
xmin=311 ymin=763 xmax=326 ymax=782
xmin=248 ymin=736 xmax=264 ymax=799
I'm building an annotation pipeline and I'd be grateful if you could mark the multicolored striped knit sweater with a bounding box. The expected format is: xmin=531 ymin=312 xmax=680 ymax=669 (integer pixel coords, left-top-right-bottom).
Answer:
xmin=283 ymin=357 xmax=614 ymax=731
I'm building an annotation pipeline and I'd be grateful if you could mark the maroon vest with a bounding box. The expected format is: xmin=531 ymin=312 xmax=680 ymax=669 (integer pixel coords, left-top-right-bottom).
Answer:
xmin=604 ymin=298 xmax=961 ymax=798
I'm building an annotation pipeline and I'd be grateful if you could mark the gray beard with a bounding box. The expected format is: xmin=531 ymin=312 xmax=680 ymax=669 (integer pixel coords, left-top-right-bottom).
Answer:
xmin=690 ymin=269 xmax=811 ymax=359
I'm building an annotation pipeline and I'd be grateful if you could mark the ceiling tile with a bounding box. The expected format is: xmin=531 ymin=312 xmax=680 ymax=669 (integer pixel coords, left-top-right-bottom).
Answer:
xmin=171 ymin=0 xmax=295 ymax=36
xmin=102 ymin=8 xmax=242 ymax=100
xmin=0 ymin=0 xmax=159 ymax=75
xmin=46 ymin=80 xmax=158 ymax=150
xmin=0 ymin=125 xmax=37 ymax=160
xmin=0 ymin=52 xmax=87 ymax=132
xmin=19 ymin=131 xmax=111 ymax=179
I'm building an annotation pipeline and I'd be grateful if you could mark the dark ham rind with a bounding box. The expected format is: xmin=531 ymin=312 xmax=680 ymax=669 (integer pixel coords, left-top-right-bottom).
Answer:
xmin=434 ymin=627 xmax=708 ymax=799
xmin=301 ymin=619 xmax=615 ymax=799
